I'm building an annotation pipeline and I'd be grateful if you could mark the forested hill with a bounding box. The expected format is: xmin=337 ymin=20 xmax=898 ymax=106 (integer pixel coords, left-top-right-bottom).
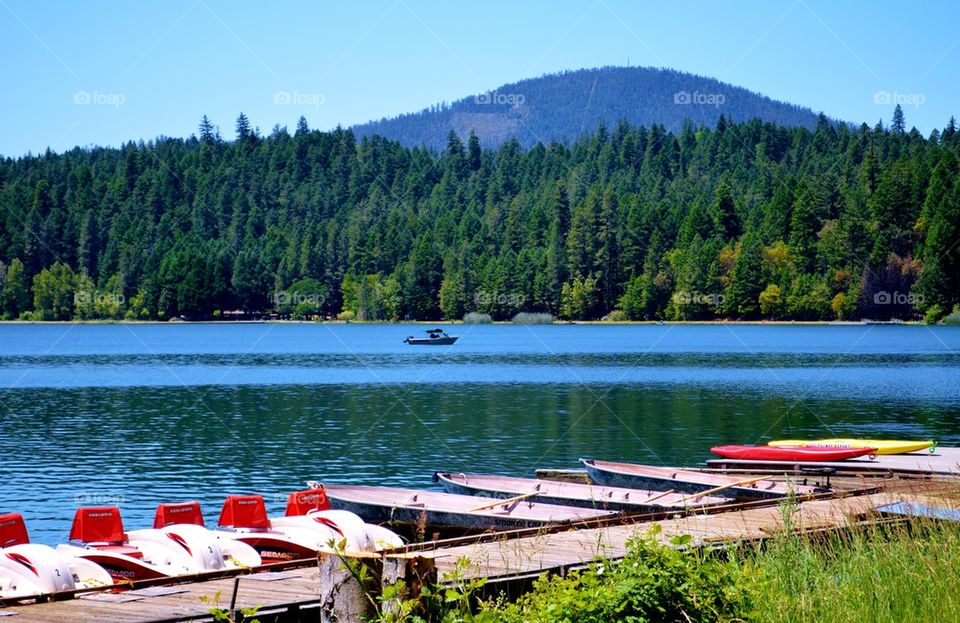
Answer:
xmin=352 ymin=66 xmax=825 ymax=150
xmin=1 ymin=108 xmax=959 ymax=324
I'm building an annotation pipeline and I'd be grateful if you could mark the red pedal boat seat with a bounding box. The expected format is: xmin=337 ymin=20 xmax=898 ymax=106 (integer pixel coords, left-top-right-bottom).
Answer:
xmin=154 ymin=501 xmax=205 ymax=528
xmin=218 ymin=495 xmax=270 ymax=529
xmin=0 ymin=512 xmax=30 ymax=547
xmin=70 ymin=507 xmax=126 ymax=543
xmin=69 ymin=507 xmax=144 ymax=558
xmin=285 ymin=488 xmax=331 ymax=516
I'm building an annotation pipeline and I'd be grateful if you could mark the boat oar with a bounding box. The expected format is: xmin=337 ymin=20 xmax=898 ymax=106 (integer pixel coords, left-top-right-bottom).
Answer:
xmin=642 ymin=489 xmax=676 ymax=504
xmin=677 ymin=475 xmax=773 ymax=504
xmin=468 ymin=491 xmax=541 ymax=512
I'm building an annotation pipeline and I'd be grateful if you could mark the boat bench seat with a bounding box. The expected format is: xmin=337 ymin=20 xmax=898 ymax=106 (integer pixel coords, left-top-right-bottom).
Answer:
xmin=90 ymin=543 xmax=144 ymax=559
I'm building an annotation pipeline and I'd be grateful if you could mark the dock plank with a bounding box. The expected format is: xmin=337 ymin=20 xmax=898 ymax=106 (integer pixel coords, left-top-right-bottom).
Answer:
xmin=426 ymin=490 xmax=908 ymax=579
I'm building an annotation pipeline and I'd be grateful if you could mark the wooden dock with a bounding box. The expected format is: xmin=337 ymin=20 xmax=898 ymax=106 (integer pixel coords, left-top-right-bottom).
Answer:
xmin=2 ymin=479 xmax=958 ymax=621
xmin=417 ymin=481 xmax=958 ymax=581
xmin=0 ymin=553 xmax=427 ymax=622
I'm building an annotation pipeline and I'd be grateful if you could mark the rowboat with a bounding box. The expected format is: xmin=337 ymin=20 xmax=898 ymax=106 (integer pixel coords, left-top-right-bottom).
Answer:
xmin=323 ymin=484 xmax=616 ymax=531
xmin=710 ymin=445 xmax=876 ymax=462
xmin=768 ymin=438 xmax=935 ymax=455
xmin=581 ymin=459 xmax=822 ymax=500
xmin=404 ymin=328 xmax=458 ymax=345
xmin=434 ymin=472 xmax=729 ymax=512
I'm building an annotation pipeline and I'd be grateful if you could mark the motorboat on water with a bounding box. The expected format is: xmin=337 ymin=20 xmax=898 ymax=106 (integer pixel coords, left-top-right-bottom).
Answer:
xmin=56 ymin=505 xmax=255 ymax=582
xmin=404 ymin=328 xmax=458 ymax=345
xmin=215 ymin=490 xmax=401 ymax=564
xmin=1 ymin=512 xmax=112 ymax=599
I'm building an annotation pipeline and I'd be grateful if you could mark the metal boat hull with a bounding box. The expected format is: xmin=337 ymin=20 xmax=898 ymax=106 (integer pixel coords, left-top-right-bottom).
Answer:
xmin=434 ymin=472 xmax=727 ymax=512
xmin=581 ymin=459 xmax=818 ymax=501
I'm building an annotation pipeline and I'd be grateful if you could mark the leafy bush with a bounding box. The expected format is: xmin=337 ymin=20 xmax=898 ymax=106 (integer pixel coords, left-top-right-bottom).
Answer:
xmin=942 ymin=307 xmax=960 ymax=325
xmin=462 ymin=312 xmax=492 ymax=324
xmin=511 ymin=312 xmax=554 ymax=324
xmin=923 ymin=304 xmax=945 ymax=324
xmin=602 ymin=309 xmax=628 ymax=322
xmin=490 ymin=531 xmax=748 ymax=622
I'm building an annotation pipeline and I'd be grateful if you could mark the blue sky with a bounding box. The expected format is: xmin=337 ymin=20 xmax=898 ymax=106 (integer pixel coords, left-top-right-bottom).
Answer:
xmin=1 ymin=0 xmax=957 ymax=157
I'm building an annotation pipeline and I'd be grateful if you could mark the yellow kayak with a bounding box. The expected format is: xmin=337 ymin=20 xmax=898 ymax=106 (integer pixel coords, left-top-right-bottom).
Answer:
xmin=768 ymin=439 xmax=935 ymax=455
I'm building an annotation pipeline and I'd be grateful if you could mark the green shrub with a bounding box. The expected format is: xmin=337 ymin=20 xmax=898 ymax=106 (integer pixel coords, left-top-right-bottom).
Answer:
xmin=462 ymin=312 xmax=492 ymax=324
xmin=489 ymin=531 xmax=748 ymax=622
xmin=942 ymin=307 xmax=960 ymax=325
xmin=602 ymin=309 xmax=628 ymax=322
xmin=511 ymin=312 xmax=554 ymax=324
xmin=923 ymin=304 xmax=945 ymax=324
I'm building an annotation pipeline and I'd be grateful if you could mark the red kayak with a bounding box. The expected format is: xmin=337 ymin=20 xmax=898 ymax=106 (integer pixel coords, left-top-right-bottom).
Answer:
xmin=710 ymin=445 xmax=876 ymax=462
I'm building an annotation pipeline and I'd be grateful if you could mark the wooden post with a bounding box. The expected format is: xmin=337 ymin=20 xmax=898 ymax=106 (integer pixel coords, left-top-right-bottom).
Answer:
xmin=315 ymin=552 xmax=377 ymax=622
xmin=229 ymin=576 xmax=240 ymax=621
xmin=381 ymin=555 xmax=437 ymax=616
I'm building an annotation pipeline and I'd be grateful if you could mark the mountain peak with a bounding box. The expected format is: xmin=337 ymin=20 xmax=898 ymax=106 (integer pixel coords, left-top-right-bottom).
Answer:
xmin=352 ymin=66 xmax=824 ymax=150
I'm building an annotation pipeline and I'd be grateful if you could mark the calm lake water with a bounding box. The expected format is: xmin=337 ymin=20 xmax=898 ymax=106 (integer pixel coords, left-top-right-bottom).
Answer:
xmin=1 ymin=322 xmax=958 ymax=544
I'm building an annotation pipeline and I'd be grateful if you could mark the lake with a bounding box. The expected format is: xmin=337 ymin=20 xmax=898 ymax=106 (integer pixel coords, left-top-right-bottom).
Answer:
xmin=1 ymin=322 xmax=958 ymax=544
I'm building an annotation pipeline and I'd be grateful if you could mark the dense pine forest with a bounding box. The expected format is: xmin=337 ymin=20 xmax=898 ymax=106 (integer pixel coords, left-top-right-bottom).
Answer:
xmin=1 ymin=106 xmax=959 ymax=323
xmin=353 ymin=66 xmax=822 ymax=150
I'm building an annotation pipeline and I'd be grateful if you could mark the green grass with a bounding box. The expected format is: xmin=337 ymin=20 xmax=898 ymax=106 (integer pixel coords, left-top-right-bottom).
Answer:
xmin=740 ymin=520 xmax=960 ymax=622
xmin=360 ymin=510 xmax=960 ymax=622
xmin=449 ymin=519 xmax=960 ymax=622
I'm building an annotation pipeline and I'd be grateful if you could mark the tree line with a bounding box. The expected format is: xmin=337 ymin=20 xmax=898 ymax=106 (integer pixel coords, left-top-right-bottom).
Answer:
xmin=1 ymin=105 xmax=958 ymax=322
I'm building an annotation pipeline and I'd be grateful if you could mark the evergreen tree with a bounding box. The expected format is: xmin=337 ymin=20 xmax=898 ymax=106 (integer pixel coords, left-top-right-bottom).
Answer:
xmin=199 ymin=115 xmax=216 ymax=143
xmin=723 ymin=235 xmax=764 ymax=318
xmin=0 ymin=258 xmax=30 ymax=319
xmin=891 ymin=104 xmax=906 ymax=134
xmin=295 ymin=116 xmax=310 ymax=137
xmin=708 ymin=179 xmax=740 ymax=240
xmin=235 ymin=113 xmax=252 ymax=141
xmin=596 ymin=188 xmax=620 ymax=311
xmin=467 ymin=131 xmax=482 ymax=172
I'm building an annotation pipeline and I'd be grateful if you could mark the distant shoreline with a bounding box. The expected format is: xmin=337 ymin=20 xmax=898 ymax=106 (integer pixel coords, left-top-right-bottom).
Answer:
xmin=0 ymin=319 xmax=923 ymax=326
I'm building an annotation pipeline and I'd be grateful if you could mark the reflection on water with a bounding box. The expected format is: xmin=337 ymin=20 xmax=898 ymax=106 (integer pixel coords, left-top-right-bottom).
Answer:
xmin=0 ymin=323 xmax=957 ymax=543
